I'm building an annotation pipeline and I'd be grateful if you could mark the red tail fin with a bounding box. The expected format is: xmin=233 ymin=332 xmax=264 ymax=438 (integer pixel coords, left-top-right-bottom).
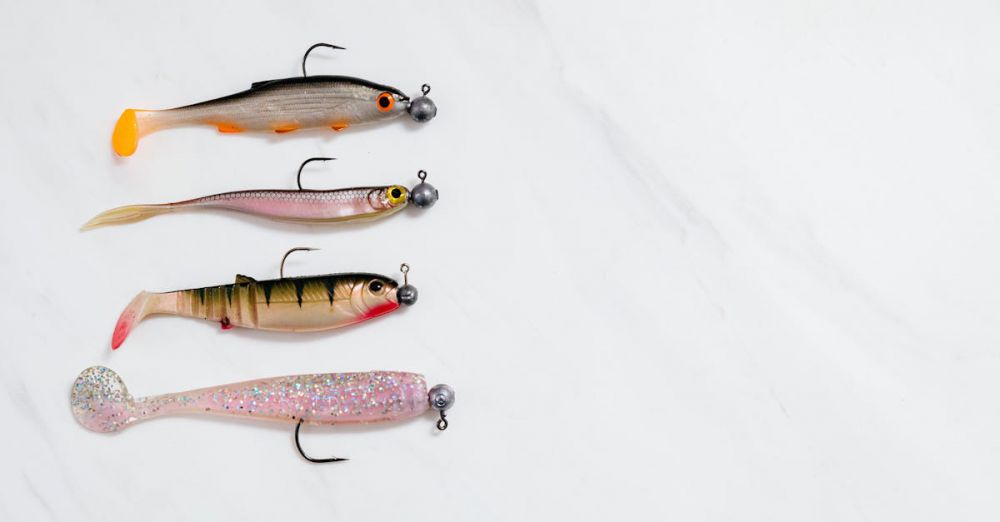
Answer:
xmin=112 ymin=291 xmax=154 ymax=350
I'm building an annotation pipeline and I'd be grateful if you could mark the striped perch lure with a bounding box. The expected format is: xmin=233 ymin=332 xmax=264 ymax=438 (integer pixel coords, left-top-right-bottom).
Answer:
xmin=111 ymin=251 xmax=418 ymax=350
xmin=112 ymin=43 xmax=437 ymax=156
xmin=82 ymin=158 xmax=439 ymax=230
xmin=71 ymin=366 xmax=455 ymax=462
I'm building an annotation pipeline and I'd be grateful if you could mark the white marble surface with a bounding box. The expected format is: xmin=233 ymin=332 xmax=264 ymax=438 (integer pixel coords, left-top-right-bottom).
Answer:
xmin=2 ymin=1 xmax=1000 ymax=520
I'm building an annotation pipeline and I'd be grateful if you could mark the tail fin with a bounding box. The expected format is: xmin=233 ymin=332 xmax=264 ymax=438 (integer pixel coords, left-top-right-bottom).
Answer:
xmin=112 ymin=291 xmax=157 ymax=349
xmin=113 ymin=109 xmax=165 ymax=156
xmin=82 ymin=204 xmax=173 ymax=230
xmin=112 ymin=109 xmax=141 ymax=156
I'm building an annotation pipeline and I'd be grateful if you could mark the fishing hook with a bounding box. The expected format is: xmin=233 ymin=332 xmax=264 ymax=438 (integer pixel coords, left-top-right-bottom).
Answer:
xmin=294 ymin=419 xmax=348 ymax=463
xmin=437 ymin=410 xmax=448 ymax=431
xmin=280 ymin=247 xmax=319 ymax=279
xmin=302 ymin=43 xmax=346 ymax=77
xmin=297 ymin=157 xmax=335 ymax=190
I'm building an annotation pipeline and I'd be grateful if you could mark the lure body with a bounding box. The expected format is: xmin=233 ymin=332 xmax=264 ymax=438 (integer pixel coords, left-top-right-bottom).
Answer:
xmin=71 ymin=366 xmax=430 ymax=433
xmin=114 ymin=76 xmax=432 ymax=156
xmin=112 ymin=272 xmax=401 ymax=349
xmin=83 ymin=185 xmax=409 ymax=229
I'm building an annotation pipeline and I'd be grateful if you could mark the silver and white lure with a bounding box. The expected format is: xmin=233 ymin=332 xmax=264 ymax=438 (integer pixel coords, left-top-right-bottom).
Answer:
xmin=112 ymin=43 xmax=437 ymax=156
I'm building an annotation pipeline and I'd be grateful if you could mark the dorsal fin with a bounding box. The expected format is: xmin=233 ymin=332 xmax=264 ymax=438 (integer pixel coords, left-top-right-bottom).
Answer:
xmin=235 ymin=274 xmax=257 ymax=284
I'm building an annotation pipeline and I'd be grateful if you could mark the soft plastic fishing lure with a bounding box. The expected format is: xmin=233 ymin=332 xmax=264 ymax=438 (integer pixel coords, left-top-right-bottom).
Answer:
xmin=111 ymin=249 xmax=418 ymax=349
xmin=71 ymin=366 xmax=454 ymax=462
xmin=82 ymin=158 xmax=439 ymax=230
xmin=112 ymin=43 xmax=437 ymax=156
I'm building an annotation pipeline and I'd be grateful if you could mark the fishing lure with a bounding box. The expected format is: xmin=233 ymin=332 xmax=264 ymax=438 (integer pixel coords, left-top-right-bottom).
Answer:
xmin=111 ymin=248 xmax=418 ymax=349
xmin=71 ymin=366 xmax=454 ymax=462
xmin=82 ymin=158 xmax=439 ymax=229
xmin=112 ymin=43 xmax=438 ymax=156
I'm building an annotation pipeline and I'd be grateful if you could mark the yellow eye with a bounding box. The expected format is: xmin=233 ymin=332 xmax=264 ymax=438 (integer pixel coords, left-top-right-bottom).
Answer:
xmin=376 ymin=92 xmax=394 ymax=112
xmin=386 ymin=186 xmax=408 ymax=206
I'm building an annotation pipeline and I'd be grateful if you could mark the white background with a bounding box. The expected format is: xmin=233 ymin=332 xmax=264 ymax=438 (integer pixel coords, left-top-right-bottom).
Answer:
xmin=2 ymin=1 xmax=1000 ymax=520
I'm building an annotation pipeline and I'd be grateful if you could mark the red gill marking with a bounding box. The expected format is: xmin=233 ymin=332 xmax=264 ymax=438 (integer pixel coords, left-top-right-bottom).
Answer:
xmin=362 ymin=301 xmax=399 ymax=320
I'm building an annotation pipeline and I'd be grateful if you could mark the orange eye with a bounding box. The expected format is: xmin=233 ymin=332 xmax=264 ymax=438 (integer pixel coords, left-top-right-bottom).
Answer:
xmin=376 ymin=92 xmax=394 ymax=112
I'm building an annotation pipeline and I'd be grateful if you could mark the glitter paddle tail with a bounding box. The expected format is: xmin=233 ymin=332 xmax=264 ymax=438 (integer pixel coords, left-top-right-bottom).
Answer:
xmin=71 ymin=366 xmax=455 ymax=462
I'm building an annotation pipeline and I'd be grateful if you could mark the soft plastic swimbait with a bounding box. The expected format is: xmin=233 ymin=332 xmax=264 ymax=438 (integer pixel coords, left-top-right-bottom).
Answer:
xmin=111 ymin=252 xmax=418 ymax=349
xmin=112 ymin=43 xmax=437 ymax=156
xmin=82 ymin=159 xmax=439 ymax=229
xmin=71 ymin=366 xmax=454 ymax=462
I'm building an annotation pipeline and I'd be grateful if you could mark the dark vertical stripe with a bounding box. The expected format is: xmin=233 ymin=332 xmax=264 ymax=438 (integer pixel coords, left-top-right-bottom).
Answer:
xmin=260 ymin=281 xmax=274 ymax=306
xmin=323 ymin=276 xmax=336 ymax=305
xmin=195 ymin=287 xmax=205 ymax=305
xmin=294 ymin=279 xmax=306 ymax=307
xmin=226 ymin=285 xmax=233 ymax=306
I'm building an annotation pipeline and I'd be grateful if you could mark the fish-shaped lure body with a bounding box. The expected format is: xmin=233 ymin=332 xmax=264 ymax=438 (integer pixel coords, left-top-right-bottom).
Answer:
xmin=112 ymin=271 xmax=415 ymax=349
xmin=113 ymin=75 xmax=437 ymax=156
xmin=71 ymin=366 xmax=438 ymax=432
xmin=83 ymin=185 xmax=411 ymax=229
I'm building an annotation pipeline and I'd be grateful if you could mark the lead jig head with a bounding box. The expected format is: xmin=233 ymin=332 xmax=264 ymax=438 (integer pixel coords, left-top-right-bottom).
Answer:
xmin=409 ymin=170 xmax=439 ymax=208
xmin=397 ymin=263 xmax=418 ymax=306
xmin=407 ymin=84 xmax=437 ymax=123
xmin=428 ymin=384 xmax=455 ymax=430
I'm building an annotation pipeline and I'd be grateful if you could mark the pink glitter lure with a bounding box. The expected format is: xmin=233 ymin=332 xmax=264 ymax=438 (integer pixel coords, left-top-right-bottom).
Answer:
xmin=71 ymin=366 xmax=454 ymax=462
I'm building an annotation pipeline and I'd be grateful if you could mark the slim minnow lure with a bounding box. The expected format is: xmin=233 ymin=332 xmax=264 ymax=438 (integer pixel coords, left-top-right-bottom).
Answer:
xmin=82 ymin=158 xmax=439 ymax=230
xmin=112 ymin=43 xmax=438 ymax=156
xmin=71 ymin=366 xmax=455 ymax=462
xmin=111 ymin=249 xmax=418 ymax=350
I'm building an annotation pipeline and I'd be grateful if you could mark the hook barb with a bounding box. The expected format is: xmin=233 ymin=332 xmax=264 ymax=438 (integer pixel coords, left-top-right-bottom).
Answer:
xmin=280 ymin=247 xmax=318 ymax=279
xmin=297 ymin=157 xmax=335 ymax=190
xmin=294 ymin=419 xmax=348 ymax=463
xmin=302 ymin=43 xmax=346 ymax=77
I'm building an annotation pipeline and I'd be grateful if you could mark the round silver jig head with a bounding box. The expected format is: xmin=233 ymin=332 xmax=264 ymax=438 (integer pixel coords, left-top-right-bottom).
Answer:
xmin=428 ymin=384 xmax=455 ymax=430
xmin=409 ymin=170 xmax=439 ymax=208
xmin=407 ymin=84 xmax=437 ymax=123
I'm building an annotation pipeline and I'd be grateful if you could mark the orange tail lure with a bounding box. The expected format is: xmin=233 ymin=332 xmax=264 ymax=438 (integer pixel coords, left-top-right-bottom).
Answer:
xmin=111 ymin=43 xmax=437 ymax=156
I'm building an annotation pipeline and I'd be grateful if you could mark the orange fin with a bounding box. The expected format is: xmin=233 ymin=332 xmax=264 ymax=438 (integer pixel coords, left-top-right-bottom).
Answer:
xmin=112 ymin=109 xmax=140 ymax=156
xmin=274 ymin=124 xmax=299 ymax=134
xmin=331 ymin=123 xmax=349 ymax=132
xmin=217 ymin=123 xmax=243 ymax=133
